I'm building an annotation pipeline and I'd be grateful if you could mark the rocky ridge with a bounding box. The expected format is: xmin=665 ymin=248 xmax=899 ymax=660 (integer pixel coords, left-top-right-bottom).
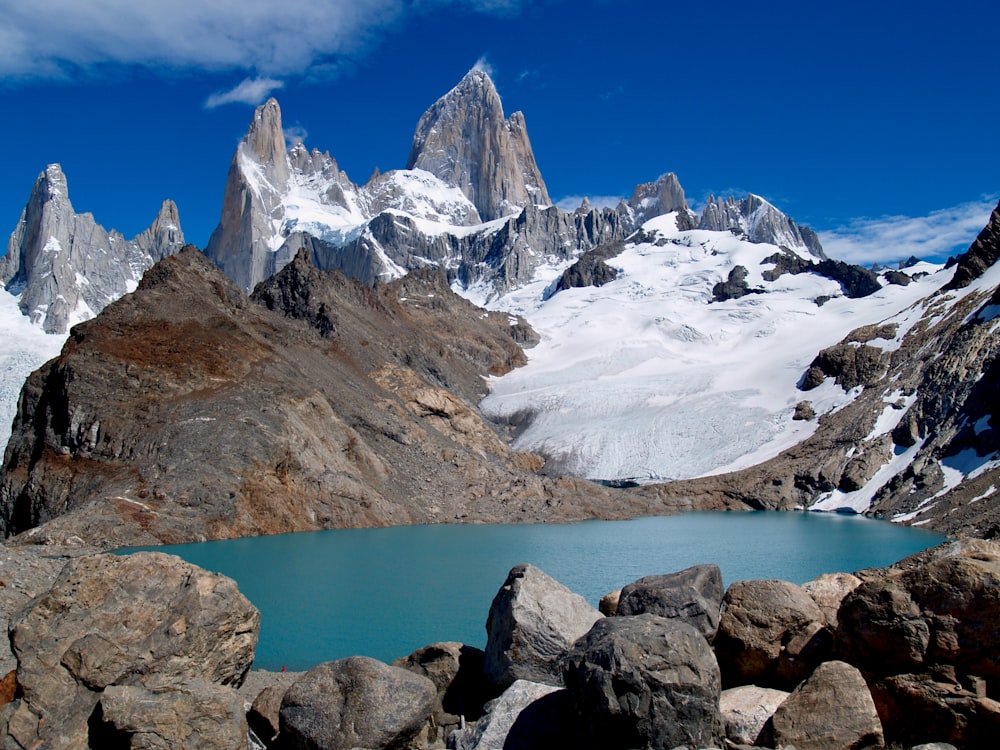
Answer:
xmin=638 ymin=200 xmax=1000 ymax=536
xmin=0 ymin=247 xmax=709 ymax=549
xmin=203 ymin=68 xmax=824 ymax=301
xmin=0 ymin=164 xmax=184 ymax=334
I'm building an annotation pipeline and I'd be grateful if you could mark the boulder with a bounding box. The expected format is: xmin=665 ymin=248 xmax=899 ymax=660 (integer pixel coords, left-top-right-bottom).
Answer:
xmin=394 ymin=641 xmax=495 ymax=744
xmin=278 ymin=656 xmax=436 ymax=750
xmin=249 ymin=684 xmax=286 ymax=746
xmin=836 ymin=553 xmax=1000 ymax=679
xmin=615 ymin=563 xmax=724 ymax=640
xmin=484 ymin=564 xmax=603 ymax=688
xmin=870 ymin=672 xmax=1000 ymax=748
xmin=719 ymin=685 xmax=789 ymax=745
xmin=714 ymin=579 xmax=829 ymax=689
xmin=598 ymin=589 xmax=620 ymax=616
xmin=563 ymin=614 xmax=723 ymax=750
xmin=2 ymin=551 xmax=259 ymax=749
xmin=94 ymin=679 xmax=248 ymax=749
xmin=449 ymin=679 xmax=570 ymax=750
xmin=764 ymin=660 xmax=883 ymax=750
xmin=802 ymin=572 xmax=862 ymax=627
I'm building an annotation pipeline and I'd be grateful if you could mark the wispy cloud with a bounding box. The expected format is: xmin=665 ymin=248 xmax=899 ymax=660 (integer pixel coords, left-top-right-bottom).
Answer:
xmin=0 ymin=0 xmax=527 ymax=81
xmin=204 ymin=77 xmax=284 ymax=109
xmin=472 ymin=56 xmax=495 ymax=78
xmin=818 ymin=198 xmax=998 ymax=266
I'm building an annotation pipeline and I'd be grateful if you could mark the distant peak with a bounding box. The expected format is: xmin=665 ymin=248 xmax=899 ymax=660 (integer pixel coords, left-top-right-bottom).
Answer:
xmin=242 ymin=97 xmax=287 ymax=166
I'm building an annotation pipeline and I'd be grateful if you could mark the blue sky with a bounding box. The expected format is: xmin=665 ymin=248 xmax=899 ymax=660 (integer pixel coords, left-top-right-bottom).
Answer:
xmin=1 ymin=0 xmax=998 ymax=265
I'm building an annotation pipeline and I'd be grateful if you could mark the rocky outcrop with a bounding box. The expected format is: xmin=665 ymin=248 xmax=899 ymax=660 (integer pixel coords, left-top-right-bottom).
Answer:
xmin=763 ymin=660 xmax=884 ymax=750
xmin=626 ymin=172 xmax=690 ymax=225
xmin=1 ymin=551 xmax=258 ymax=749
xmin=551 ymin=240 xmax=623 ymax=294
xmin=406 ymin=68 xmax=551 ymax=222
xmin=0 ymin=164 xmax=184 ymax=333
xmin=944 ymin=198 xmax=1000 ymax=290
xmin=699 ymin=193 xmax=826 ymax=257
xmin=2 ymin=248 xmax=689 ymax=548
xmin=278 ymin=657 xmax=437 ymax=750
xmin=712 ymin=265 xmax=763 ymax=302
xmin=615 ymin=563 xmax=724 ymax=640
xmin=484 ymin=564 xmax=603 ymax=688
xmin=563 ymin=614 xmax=724 ymax=750
xmin=714 ymin=579 xmax=829 ymax=690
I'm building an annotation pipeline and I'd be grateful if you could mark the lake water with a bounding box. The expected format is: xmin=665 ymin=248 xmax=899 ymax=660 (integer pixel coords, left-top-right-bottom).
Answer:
xmin=127 ymin=512 xmax=943 ymax=671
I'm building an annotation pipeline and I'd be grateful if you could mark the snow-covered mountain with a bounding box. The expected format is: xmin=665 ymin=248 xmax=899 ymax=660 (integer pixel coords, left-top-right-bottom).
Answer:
xmin=204 ymin=68 xmax=825 ymax=299
xmin=0 ymin=165 xmax=184 ymax=456
xmin=0 ymin=164 xmax=184 ymax=334
xmin=478 ymin=212 xmax=945 ymax=483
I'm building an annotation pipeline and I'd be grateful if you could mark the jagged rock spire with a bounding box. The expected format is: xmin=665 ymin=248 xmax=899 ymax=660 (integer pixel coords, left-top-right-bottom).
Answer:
xmin=628 ymin=173 xmax=690 ymax=224
xmin=406 ymin=68 xmax=551 ymax=222
xmin=698 ymin=193 xmax=825 ymax=258
xmin=1 ymin=165 xmax=184 ymax=333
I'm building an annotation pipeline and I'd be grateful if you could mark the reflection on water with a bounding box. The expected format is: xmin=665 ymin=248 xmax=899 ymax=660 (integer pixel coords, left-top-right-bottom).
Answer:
xmin=124 ymin=511 xmax=942 ymax=671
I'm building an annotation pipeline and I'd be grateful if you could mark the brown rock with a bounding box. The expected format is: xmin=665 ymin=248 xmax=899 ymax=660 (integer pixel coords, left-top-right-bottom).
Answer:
xmin=279 ymin=656 xmax=436 ymax=750
xmin=2 ymin=551 xmax=258 ymax=749
xmin=714 ymin=579 xmax=830 ymax=689
xmin=802 ymin=572 xmax=863 ymax=627
xmin=871 ymin=672 xmax=1000 ymax=748
xmin=719 ymin=684 xmax=789 ymax=746
xmin=95 ymin=679 xmax=248 ymax=749
xmin=599 ymin=589 xmax=621 ymax=616
xmin=765 ymin=660 xmax=884 ymax=750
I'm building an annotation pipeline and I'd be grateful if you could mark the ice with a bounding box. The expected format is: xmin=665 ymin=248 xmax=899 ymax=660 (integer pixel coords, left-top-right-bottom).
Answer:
xmin=0 ymin=291 xmax=67 ymax=455
xmin=479 ymin=218 xmax=955 ymax=483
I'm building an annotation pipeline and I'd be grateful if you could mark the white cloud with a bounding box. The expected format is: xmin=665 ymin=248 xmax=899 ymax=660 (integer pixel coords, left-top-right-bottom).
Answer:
xmin=472 ymin=56 xmax=495 ymax=78
xmin=204 ymin=77 xmax=284 ymax=109
xmin=0 ymin=0 xmax=526 ymax=80
xmin=555 ymin=195 xmax=624 ymax=212
xmin=283 ymin=125 xmax=310 ymax=147
xmin=818 ymin=198 xmax=998 ymax=266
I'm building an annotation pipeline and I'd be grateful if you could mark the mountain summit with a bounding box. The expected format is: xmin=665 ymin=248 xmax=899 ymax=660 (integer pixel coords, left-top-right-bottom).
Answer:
xmin=0 ymin=164 xmax=184 ymax=334
xmin=406 ymin=68 xmax=551 ymax=221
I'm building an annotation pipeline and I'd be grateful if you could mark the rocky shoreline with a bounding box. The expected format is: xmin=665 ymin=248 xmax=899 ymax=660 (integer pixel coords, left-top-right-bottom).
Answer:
xmin=1 ymin=537 xmax=996 ymax=748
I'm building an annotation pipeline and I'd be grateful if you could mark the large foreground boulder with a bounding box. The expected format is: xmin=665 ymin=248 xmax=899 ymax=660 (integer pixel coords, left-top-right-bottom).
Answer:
xmin=563 ymin=614 xmax=723 ymax=750
xmin=714 ymin=578 xmax=829 ymax=689
xmin=484 ymin=564 xmax=603 ymax=688
xmin=278 ymin=656 xmax=436 ymax=750
xmin=763 ymin=660 xmax=883 ymax=750
xmin=95 ymin=679 xmax=248 ymax=749
xmin=2 ymin=551 xmax=259 ymax=749
xmin=837 ymin=552 xmax=1000 ymax=680
xmin=615 ymin=563 xmax=724 ymax=640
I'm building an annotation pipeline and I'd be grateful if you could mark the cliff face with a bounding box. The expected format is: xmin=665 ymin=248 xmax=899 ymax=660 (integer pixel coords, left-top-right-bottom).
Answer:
xmin=0 ymin=248 xmax=700 ymax=548
xmin=406 ymin=68 xmax=551 ymax=222
xmin=0 ymin=165 xmax=184 ymax=333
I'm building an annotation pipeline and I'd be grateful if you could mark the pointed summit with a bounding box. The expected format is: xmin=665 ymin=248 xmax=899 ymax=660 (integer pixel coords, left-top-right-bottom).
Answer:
xmin=243 ymin=97 xmax=290 ymax=189
xmin=406 ymin=68 xmax=551 ymax=221
xmin=628 ymin=173 xmax=690 ymax=224
xmin=698 ymin=193 xmax=825 ymax=258
xmin=0 ymin=165 xmax=185 ymax=333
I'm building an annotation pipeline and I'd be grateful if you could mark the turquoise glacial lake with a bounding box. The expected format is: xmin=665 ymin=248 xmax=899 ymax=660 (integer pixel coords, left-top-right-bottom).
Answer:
xmin=126 ymin=512 xmax=943 ymax=671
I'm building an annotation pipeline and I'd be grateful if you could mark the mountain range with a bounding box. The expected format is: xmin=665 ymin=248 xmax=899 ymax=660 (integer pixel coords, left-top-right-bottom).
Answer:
xmin=1 ymin=68 xmax=998 ymax=546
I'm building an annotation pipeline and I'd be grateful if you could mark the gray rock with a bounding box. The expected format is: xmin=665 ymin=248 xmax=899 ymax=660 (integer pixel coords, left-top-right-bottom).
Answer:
xmin=1 ymin=164 xmax=184 ymax=334
xmin=248 ymin=684 xmax=286 ymax=745
xmin=407 ymin=68 xmax=551 ymax=222
xmin=2 ymin=551 xmax=258 ymax=749
xmin=714 ymin=579 xmax=829 ymax=689
xmin=616 ymin=563 xmax=724 ymax=641
xmin=95 ymin=679 xmax=248 ymax=749
xmin=627 ymin=172 xmax=690 ymax=224
xmin=278 ymin=656 xmax=436 ymax=750
xmin=764 ymin=660 xmax=883 ymax=750
xmin=484 ymin=564 xmax=603 ymax=688
xmin=909 ymin=743 xmax=959 ymax=750
xmin=719 ymin=685 xmax=789 ymax=745
xmin=698 ymin=193 xmax=825 ymax=257
xmin=801 ymin=572 xmax=862 ymax=628
xmin=448 ymin=679 xmax=563 ymax=750
xmin=394 ymin=641 xmax=495 ymax=745
xmin=563 ymin=614 xmax=723 ymax=750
